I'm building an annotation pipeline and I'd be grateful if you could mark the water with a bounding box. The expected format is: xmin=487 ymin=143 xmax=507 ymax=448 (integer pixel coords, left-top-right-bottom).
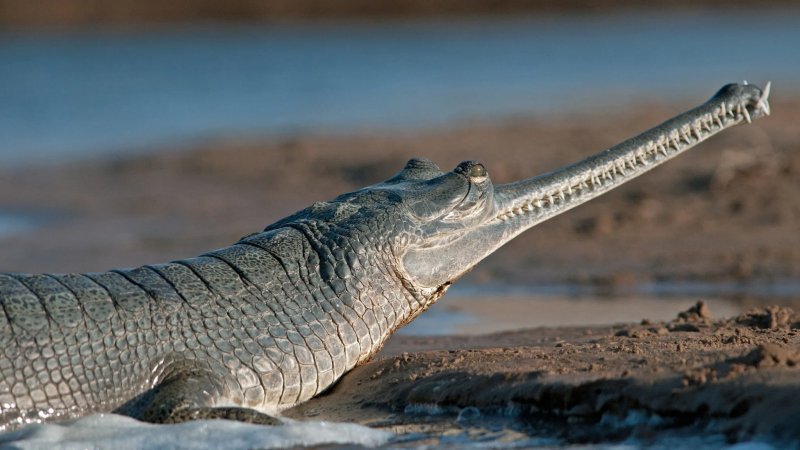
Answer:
xmin=2 ymin=9 xmax=800 ymax=165
xmin=399 ymin=281 xmax=800 ymax=336
xmin=0 ymin=414 xmax=392 ymax=449
xmin=0 ymin=212 xmax=42 ymax=238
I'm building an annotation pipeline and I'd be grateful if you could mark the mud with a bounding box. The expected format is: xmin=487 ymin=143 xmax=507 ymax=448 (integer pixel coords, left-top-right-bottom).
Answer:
xmin=286 ymin=303 xmax=800 ymax=445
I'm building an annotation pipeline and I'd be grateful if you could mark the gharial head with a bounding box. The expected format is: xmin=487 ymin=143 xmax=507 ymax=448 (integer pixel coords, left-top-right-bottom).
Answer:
xmin=267 ymin=82 xmax=771 ymax=298
xmin=334 ymin=157 xmax=501 ymax=290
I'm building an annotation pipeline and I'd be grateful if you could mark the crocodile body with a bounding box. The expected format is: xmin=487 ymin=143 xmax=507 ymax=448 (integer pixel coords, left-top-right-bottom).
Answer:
xmin=0 ymin=83 xmax=771 ymax=431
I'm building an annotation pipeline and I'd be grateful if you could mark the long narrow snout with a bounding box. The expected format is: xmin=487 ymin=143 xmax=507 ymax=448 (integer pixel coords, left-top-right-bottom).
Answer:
xmin=491 ymin=81 xmax=771 ymax=243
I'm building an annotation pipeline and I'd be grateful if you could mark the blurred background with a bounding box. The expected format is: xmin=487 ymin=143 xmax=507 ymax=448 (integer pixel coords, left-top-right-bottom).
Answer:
xmin=1 ymin=0 xmax=799 ymax=334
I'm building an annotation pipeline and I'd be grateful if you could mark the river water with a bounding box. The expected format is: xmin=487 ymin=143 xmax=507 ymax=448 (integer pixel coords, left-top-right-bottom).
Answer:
xmin=2 ymin=9 xmax=799 ymax=166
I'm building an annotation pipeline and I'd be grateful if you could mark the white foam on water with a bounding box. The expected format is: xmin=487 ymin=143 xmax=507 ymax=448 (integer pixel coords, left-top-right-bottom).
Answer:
xmin=0 ymin=414 xmax=392 ymax=450
xmin=0 ymin=412 xmax=785 ymax=449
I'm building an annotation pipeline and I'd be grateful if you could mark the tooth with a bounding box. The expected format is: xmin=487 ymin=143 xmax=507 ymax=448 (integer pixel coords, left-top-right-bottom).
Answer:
xmin=559 ymin=190 xmax=566 ymax=201
xmin=567 ymin=185 xmax=574 ymax=195
xmin=536 ymin=199 xmax=543 ymax=208
xmin=713 ymin=115 xmax=723 ymax=127
xmin=758 ymin=81 xmax=772 ymax=116
xmin=658 ymin=144 xmax=668 ymax=156
xmin=742 ymin=105 xmax=752 ymax=123
xmin=692 ymin=126 xmax=702 ymax=141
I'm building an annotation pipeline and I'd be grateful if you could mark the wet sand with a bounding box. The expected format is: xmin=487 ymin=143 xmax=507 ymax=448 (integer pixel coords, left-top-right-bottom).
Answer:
xmin=288 ymin=302 xmax=800 ymax=445
xmin=1 ymin=98 xmax=799 ymax=443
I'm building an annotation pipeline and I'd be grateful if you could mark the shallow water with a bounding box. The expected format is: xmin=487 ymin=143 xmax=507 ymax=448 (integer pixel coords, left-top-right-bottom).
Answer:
xmin=399 ymin=281 xmax=799 ymax=336
xmin=0 ymin=212 xmax=41 ymax=238
xmin=2 ymin=9 xmax=799 ymax=165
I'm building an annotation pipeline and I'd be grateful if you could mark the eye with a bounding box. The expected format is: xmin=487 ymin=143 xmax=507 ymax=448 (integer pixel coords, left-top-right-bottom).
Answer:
xmin=455 ymin=161 xmax=488 ymax=182
xmin=469 ymin=164 xmax=487 ymax=179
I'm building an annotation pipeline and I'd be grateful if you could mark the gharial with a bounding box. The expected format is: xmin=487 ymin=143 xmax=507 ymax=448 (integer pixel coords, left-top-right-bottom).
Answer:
xmin=0 ymin=82 xmax=771 ymax=431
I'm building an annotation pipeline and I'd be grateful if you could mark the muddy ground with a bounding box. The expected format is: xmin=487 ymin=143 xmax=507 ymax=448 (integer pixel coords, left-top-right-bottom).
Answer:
xmin=1 ymin=96 xmax=799 ymax=444
xmin=288 ymin=302 xmax=800 ymax=445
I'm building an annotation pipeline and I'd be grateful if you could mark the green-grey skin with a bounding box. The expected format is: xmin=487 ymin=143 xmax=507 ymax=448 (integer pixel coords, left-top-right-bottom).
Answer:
xmin=0 ymin=83 xmax=771 ymax=431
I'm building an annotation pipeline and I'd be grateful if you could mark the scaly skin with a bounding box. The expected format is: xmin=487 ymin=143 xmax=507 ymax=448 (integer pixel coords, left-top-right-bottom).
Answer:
xmin=0 ymin=83 xmax=771 ymax=431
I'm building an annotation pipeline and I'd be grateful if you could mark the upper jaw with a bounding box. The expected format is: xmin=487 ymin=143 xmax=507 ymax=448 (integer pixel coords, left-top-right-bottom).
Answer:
xmin=490 ymin=81 xmax=771 ymax=229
